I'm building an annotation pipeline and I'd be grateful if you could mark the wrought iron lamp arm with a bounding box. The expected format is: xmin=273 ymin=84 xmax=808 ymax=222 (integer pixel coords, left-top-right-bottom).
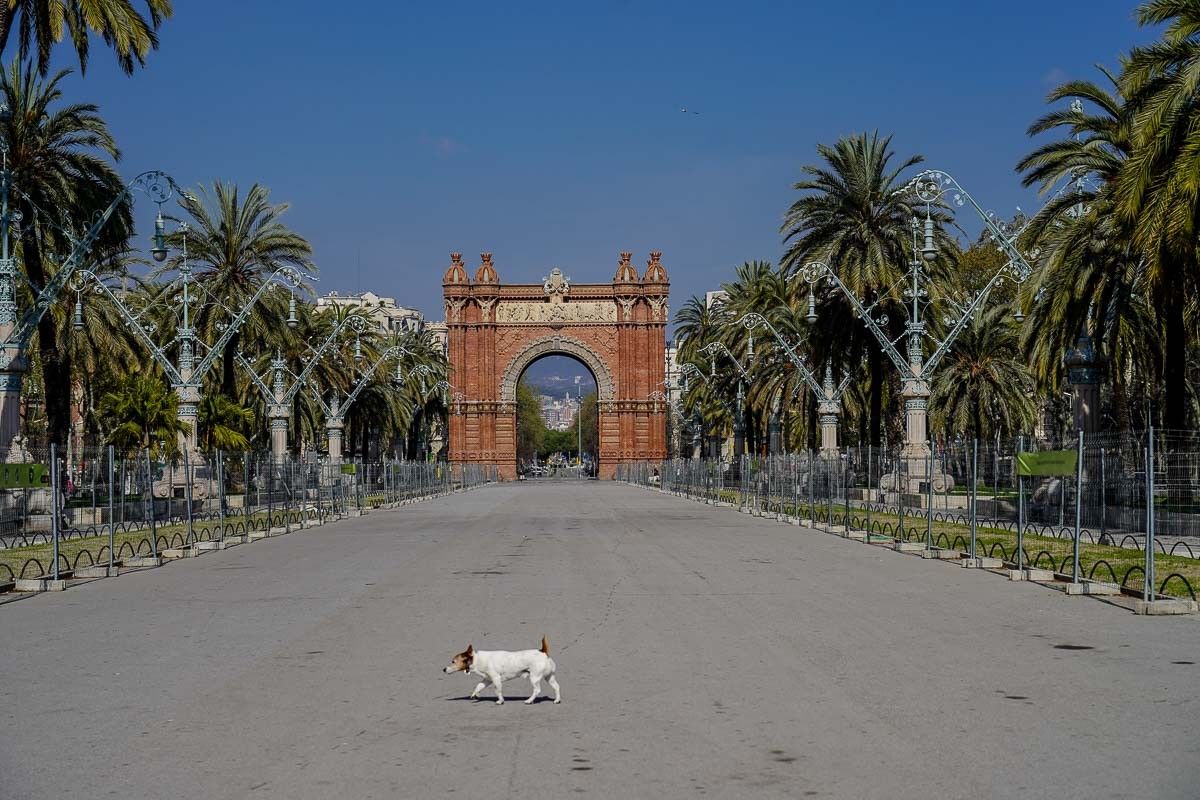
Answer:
xmin=280 ymin=313 xmax=369 ymax=405
xmin=799 ymin=261 xmax=913 ymax=379
xmin=235 ymin=350 xmax=275 ymax=402
xmin=735 ymin=313 xmax=824 ymax=399
xmin=699 ymin=341 xmax=752 ymax=382
xmin=71 ymin=269 xmax=184 ymax=385
xmin=677 ymin=362 xmax=707 ymax=386
xmin=191 ymin=266 xmax=314 ymax=379
xmin=5 ymin=170 xmax=186 ymax=362
xmin=904 ymin=169 xmax=1034 ymax=286
xmin=834 ymin=371 xmax=854 ymax=401
xmin=922 ymin=269 xmax=1015 ymax=377
xmin=334 ymin=346 xmax=407 ymax=421
xmin=306 ymin=380 xmax=334 ymax=417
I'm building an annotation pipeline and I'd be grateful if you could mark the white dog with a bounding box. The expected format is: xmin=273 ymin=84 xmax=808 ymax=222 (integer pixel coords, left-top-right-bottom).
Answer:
xmin=443 ymin=636 xmax=562 ymax=705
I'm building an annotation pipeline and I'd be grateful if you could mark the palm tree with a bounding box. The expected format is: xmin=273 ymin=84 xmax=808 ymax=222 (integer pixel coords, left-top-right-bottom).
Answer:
xmin=930 ymin=305 xmax=1036 ymax=441
xmin=197 ymin=392 xmax=252 ymax=454
xmin=167 ymin=182 xmax=315 ymax=402
xmin=673 ymin=294 xmax=731 ymax=452
xmin=780 ymin=132 xmax=953 ymax=446
xmin=2 ymin=60 xmax=131 ymax=448
xmin=0 ymin=0 xmax=172 ymax=76
xmin=1108 ymin=0 xmax=1200 ymax=430
xmin=1018 ymin=70 xmax=1162 ymax=433
xmin=96 ymin=372 xmax=185 ymax=457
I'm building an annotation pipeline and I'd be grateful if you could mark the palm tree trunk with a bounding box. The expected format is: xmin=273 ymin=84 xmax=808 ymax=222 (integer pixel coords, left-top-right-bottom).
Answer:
xmin=1111 ymin=363 xmax=1132 ymax=435
xmin=222 ymin=333 xmax=239 ymax=399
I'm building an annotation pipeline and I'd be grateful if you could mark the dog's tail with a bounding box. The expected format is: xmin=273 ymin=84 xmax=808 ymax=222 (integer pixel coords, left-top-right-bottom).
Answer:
xmin=540 ymin=635 xmax=550 ymax=655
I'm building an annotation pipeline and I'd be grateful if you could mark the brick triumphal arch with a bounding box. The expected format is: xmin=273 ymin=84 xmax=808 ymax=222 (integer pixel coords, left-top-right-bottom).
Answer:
xmin=443 ymin=251 xmax=669 ymax=479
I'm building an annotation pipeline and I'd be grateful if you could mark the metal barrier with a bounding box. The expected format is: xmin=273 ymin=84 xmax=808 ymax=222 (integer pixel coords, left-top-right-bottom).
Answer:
xmin=0 ymin=449 xmax=496 ymax=587
xmin=617 ymin=429 xmax=1199 ymax=603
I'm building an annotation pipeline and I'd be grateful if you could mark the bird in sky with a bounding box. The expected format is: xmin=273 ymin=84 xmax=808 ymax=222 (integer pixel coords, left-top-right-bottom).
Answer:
xmin=680 ymin=107 xmax=700 ymax=115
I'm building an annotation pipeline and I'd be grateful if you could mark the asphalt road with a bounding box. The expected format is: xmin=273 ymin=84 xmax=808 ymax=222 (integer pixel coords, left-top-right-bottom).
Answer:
xmin=1 ymin=482 xmax=1197 ymax=799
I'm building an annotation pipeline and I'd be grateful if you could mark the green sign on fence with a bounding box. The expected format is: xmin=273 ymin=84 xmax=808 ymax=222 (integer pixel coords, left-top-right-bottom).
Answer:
xmin=1016 ymin=450 xmax=1078 ymax=477
xmin=0 ymin=463 xmax=48 ymax=489
xmin=341 ymin=464 xmax=357 ymax=475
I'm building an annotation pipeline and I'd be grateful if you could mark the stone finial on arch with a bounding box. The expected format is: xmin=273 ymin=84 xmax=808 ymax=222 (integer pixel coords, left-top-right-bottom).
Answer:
xmin=499 ymin=335 xmax=615 ymax=403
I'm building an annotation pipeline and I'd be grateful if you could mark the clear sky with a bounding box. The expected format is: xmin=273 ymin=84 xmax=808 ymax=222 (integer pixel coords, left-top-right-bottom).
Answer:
xmin=53 ymin=0 xmax=1151 ymax=326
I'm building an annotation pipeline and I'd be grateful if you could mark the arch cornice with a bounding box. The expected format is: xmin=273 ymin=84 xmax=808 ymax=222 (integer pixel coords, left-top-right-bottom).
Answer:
xmin=499 ymin=334 xmax=615 ymax=403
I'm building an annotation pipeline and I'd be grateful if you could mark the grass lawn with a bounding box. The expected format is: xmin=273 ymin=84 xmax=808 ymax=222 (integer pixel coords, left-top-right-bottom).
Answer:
xmin=0 ymin=508 xmax=307 ymax=582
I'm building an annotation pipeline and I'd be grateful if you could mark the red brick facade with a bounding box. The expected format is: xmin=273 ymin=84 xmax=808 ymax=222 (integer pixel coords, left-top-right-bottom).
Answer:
xmin=443 ymin=252 xmax=669 ymax=479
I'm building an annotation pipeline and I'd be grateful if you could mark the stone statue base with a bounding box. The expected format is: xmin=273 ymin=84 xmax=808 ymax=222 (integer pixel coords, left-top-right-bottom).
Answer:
xmin=877 ymin=455 xmax=955 ymax=494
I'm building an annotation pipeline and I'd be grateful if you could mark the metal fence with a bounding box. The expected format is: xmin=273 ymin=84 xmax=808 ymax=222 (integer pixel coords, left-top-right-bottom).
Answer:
xmin=617 ymin=429 xmax=1200 ymax=604
xmin=0 ymin=445 xmax=495 ymax=586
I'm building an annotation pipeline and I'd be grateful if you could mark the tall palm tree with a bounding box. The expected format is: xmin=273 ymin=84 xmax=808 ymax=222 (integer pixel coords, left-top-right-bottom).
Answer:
xmin=1018 ymin=70 xmax=1161 ymax=433
xmin=1109 ymin=0 xmax=1200 ymax=430
xmin=930 ymin=305 xmax=1036 ymax=440
xmin=779 ymin=132 xmax=953 ymax=446
xmin=673 ymin=294 xmax=731 ymax=450
xmin=2 ymin=60 xmax=130 ymax=447
xmin=167 ymin=182 xmax=315 ymax=402
xmin=0 ymin=0 xmax=172 ymax=76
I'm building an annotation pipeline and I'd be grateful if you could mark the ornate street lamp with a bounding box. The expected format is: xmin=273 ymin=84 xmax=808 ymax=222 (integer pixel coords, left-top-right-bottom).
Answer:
xmin=74 ymin=215 xmax=314 ymax=468
xmin=235 ymin=313 xmax=370 ymax=459
xmin=307 ymin=349 xmax=430 ymax=464
xmin=733 ymin=313 xmax=855 ymax=454
xmin=698 ymin=341 xmax=754 ymax=460
xmin=0 ymin=123 xmax=193 ymax=461
xmin=799 ymin=169 xmax=1036 ymax=491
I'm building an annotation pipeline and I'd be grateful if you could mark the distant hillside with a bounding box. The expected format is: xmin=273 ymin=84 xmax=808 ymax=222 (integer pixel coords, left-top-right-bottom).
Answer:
xmin=521 ymin=356 xmax=597 ymax=398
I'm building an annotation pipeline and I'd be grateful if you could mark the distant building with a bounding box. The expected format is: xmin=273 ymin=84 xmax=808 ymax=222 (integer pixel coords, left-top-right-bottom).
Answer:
xmin=425 ymin=321 xmax=448 ymax=356
xmin=664 ymin=341 xmax=681 ymax=401
xmin=538 ymin=392 xmax=580 ymax=432
xmin=705 ymin=290 xmax=728 ymax=310
xmin=315 ymin=291 xmax=424 ymax=335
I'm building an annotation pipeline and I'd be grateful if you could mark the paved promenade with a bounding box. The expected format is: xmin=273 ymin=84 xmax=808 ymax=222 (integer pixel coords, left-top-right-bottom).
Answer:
xmin=1 ymin=482 xmax=1197 ymax=799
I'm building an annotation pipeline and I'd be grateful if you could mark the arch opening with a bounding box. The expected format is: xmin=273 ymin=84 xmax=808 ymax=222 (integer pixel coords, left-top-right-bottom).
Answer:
xmin=515 ymin=354 xmax=599 ymax=478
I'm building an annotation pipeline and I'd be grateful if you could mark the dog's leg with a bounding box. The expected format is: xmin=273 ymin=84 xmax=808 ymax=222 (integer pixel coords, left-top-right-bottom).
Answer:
xmin=524 ymin=675 xmax=542 ymax=705
xmin=493 ymin=676 xmax=505 ymax=705
xmin=470 ymin=679 xmax=489 ymax=701
xmin=547 ymin=675 xmax=561 ymax=704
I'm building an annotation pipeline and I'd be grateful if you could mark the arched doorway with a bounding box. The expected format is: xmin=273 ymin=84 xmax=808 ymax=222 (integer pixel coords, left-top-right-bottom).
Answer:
xmin=514 ymin=354 xmax=599 ymax=477
xmin=443 ymin=251 xmax=669 ymax=479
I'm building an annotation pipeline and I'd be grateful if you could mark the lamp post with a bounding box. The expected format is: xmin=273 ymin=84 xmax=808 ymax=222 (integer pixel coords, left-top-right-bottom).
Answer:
xmin=799 ymin=169 xmax=1035 ymax=491
xmin=733 ymin=313 xmax=854 ymax=454
xmin=647 ymin=388 xmax=689 ymax=459
xmin=74 ymin=219 xmax=314 ymax=469
xmin=678 ymin=361 xmax=725 ymax=460
xmin=235 ymin=313 xmax=369 ymax=459
xmin=699 ymin=341 xmax=753 ymax=460
xmin=577 ymin=379 xmax=584 ymax=471
xmin=0 ymin=133 xmax=191 ymax=461
xmin=308 ymin=349 xmax=429 ymax=464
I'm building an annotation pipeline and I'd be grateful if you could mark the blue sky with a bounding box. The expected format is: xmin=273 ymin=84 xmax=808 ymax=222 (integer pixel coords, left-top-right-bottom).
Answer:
xmin=52 ymin=0 xmax=1150 ymax=325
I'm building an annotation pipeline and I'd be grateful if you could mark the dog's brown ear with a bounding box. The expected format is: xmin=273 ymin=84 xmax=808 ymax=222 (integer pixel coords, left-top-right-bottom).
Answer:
xmin=466 ymin=644 xmax=473 ymax=655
